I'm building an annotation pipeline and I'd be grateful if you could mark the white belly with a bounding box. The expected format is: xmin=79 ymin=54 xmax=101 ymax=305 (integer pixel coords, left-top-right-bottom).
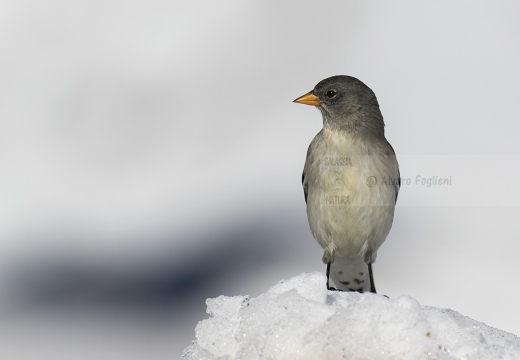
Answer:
xmin=304 ymin=130 xmax=399 ymax=260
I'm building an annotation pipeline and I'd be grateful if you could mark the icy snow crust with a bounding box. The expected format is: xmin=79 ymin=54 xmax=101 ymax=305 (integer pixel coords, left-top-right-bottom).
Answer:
xmin=183 ymin=273 xmax=520 ymax=359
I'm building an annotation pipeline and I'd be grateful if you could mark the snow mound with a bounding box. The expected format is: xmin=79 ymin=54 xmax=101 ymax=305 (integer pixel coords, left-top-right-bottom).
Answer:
xmin=182 ymin=272 xmax=520 ymax=359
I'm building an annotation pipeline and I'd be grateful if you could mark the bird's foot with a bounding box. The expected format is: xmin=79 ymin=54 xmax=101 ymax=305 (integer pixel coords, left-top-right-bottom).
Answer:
xmin=327 ymin=285 xmax=340 ymax=291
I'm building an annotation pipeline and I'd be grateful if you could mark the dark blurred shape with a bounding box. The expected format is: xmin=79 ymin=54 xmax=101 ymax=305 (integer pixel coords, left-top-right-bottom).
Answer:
xmin=5 ymin=208 xmax=309 ymax=320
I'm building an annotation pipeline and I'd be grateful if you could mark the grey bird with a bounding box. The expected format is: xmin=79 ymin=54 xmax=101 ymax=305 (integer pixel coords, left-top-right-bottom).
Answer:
xmin=294 ymin=75 xmax=400 ymax=293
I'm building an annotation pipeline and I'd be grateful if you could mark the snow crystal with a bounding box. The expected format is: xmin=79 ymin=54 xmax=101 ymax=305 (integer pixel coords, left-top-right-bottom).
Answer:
xmin=182 ymin=272 xmax=520 ymax=359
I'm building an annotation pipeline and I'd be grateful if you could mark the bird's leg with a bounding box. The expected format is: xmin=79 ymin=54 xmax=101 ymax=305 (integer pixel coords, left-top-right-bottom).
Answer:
xmin=368 ymin=263 xmax=377 ymax=293
xmin=326 ymin=262 xmax=338 ymax=291
xmin=326 ymin=262 xmax=331 ymax=289
xmin=324 ymin=249 xmax=338 ymax=291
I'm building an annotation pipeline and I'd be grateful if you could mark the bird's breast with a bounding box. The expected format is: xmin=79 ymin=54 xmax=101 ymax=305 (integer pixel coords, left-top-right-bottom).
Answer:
xmin=306 ymin=130 xmax=398 ymax=207
xmin=304 ymin=129 xmax=399 ymax=255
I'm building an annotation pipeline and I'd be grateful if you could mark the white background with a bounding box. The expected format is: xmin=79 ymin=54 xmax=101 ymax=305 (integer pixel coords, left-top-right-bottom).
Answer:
xmin=1 ymin=1 xmax=520 ymax=358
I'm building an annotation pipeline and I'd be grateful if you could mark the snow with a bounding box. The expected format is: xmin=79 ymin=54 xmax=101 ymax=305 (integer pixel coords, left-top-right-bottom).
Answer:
xmin=183 ymin=273 xmax=520 ymax=360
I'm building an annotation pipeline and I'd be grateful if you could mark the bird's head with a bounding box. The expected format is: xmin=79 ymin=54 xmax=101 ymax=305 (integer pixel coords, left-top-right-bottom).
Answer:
xmin=294 ymin=75 xmax=384 ymax=135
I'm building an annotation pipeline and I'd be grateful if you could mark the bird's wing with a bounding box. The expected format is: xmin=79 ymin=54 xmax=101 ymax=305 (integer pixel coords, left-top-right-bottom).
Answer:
xmin=386 ymin=141 xmax=400 ymax=204
xmin=302 ymin=170 xmax=308 ymax=204
xmin=395 ymin=163 xmax=401 ymax=204
xmin=302 ymin=137 xmax=317 ymax=205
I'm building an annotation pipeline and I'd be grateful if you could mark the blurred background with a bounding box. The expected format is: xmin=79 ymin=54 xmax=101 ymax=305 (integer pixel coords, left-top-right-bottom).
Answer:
xmin=1 ymin=0 xmax=520 ymax=358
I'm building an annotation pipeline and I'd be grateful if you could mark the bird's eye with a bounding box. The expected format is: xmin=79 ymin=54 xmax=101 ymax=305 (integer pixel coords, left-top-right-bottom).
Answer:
xmin=326 ymin=90 xmax=337 ymax=99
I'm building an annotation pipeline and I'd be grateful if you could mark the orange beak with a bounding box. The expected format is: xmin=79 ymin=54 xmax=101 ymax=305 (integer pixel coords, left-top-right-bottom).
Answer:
xmin=293 ymin=91 xmax=320 ymax=106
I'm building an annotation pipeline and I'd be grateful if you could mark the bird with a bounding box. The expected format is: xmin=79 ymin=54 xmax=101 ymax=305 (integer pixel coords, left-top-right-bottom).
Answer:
xmin=293 ymin=75 xmax=400 ymax=293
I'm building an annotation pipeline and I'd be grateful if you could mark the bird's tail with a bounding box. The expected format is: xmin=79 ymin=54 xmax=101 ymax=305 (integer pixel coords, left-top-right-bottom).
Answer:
xmin=328 ymin=256 xmax=374 ymax=292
